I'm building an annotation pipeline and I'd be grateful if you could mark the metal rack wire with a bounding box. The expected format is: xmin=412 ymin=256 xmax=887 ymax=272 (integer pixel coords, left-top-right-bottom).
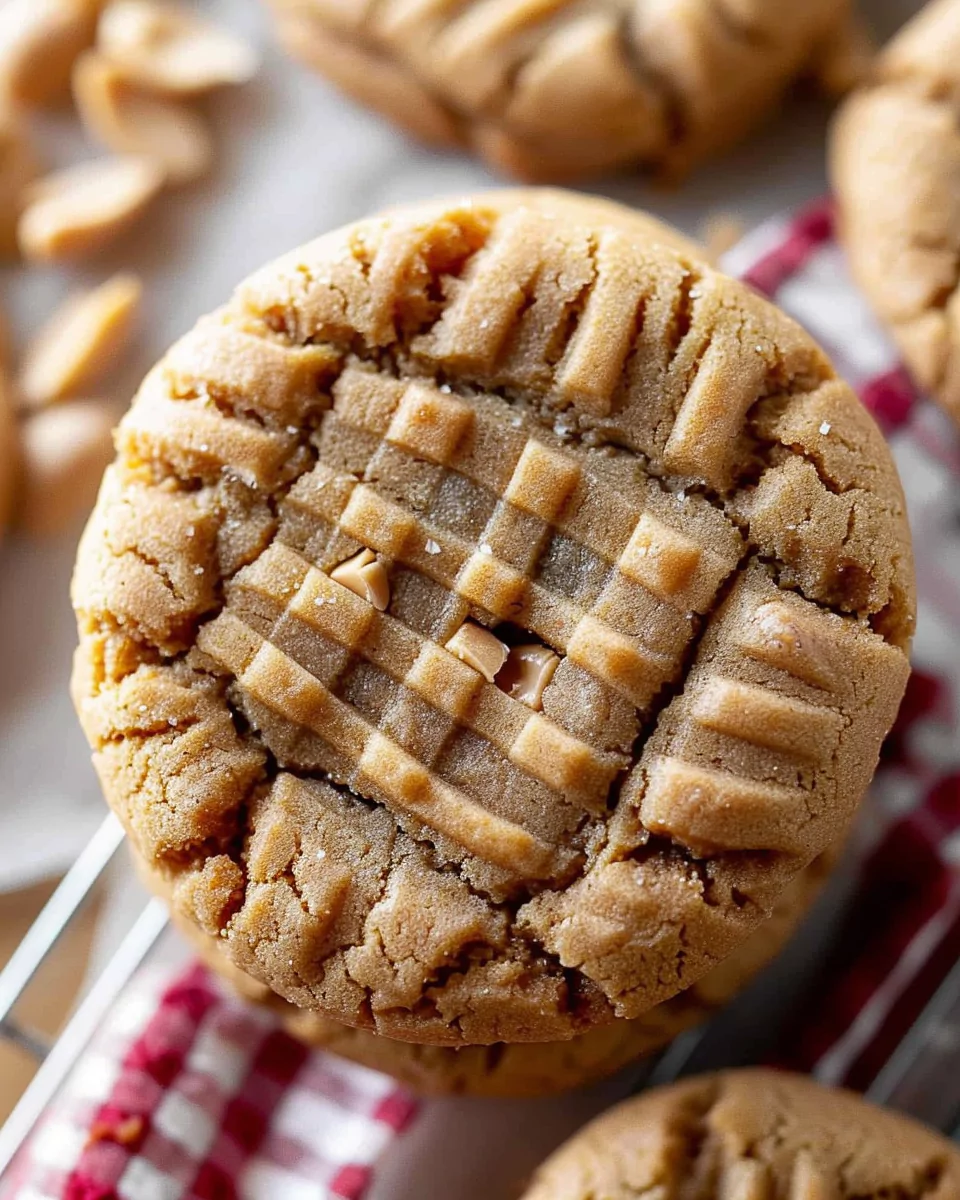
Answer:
xmin=0 ymin=813 xmax=957 ymax=1183
xmin=0 ymin=816 xmax=168 ymax=1175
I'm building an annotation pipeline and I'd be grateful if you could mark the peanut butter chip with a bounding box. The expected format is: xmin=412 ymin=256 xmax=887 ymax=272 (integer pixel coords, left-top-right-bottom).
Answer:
xmin=445 ymin=622 xmax=509 ymax=683
xmin=19 ymin=273 xmax=142 ymax=409
xmin=330 ymin=548 xmax=390 ymax=610
xmin=496 ymin=643 xmax=560 ymax=709
xmin=17 ymin=156 xmax=163 ymax=262
xmin=97 ymin=0 xmax=260 ymax=96
xmin=73 ymin=51 xmax=213 ymax=183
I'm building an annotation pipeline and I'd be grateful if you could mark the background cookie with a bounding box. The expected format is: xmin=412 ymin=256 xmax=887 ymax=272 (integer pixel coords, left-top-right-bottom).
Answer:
xmin=0 ymin=348 xmax=18 ymax=542
xmin=154 ymin=848 xmax=835 ymax=1097
xmin=71 ymin=190 xmax=914 ymax=1048
xmin=267 ymin=0 xmax=858 ymax=181
xmin=521 ymin=1068 xmax=960 ymax=1199
xmin=832 ymin=0 xmax=960 ymax=428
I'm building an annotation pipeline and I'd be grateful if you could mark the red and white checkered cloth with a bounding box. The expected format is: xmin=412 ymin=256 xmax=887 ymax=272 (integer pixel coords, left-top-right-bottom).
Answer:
xmin=5 ymin=200 xmax=960 ymax=1198
xmin=2 ymin=964 xmax=417 ymax=1200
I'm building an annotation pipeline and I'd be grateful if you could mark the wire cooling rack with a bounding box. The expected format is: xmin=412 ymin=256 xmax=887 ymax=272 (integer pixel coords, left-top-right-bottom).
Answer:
xmin=0 ymin=810 xmax=958 ymax=1187
xmin=0 ymin=816 xmax=167 ymax=1174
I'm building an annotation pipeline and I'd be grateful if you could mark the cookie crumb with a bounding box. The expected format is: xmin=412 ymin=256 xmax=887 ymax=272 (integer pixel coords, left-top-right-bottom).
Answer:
xmin=87 ymin=1115 xmax=144 ymax=1148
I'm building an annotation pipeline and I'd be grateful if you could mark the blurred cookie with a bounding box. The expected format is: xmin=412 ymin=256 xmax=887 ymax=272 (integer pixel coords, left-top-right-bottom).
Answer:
xmin=162 ymin=848 xmax=833 ymax=1097
xmin=832 ymin=0 xmax=960 ymax=427
xmin=0 ymin=369 xmax=17 ymax=540
xmin=0 ymin=306 xmax=18 ymax=540
xmin=72 ymin=189 xmax=913 ymax=1048
xmin=522 ymin=1068 xmax=960 ymax=1198
xmin=268 ymin=0 xmax=857 ymax=181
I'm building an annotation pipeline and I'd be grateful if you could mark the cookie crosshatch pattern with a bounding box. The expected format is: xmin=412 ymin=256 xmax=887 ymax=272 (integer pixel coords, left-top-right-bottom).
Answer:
xmin=71 ymin=194 xmax=914 ymax=1047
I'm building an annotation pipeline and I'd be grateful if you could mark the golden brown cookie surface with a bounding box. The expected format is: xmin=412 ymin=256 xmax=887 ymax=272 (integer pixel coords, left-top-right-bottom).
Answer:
xmin=163 ymin=848 xmax=834 ymax=1097
xmin=521 ymin=1069 xmax=960 ymax=1199
xmin=268 ymin=0 xmax=855 ymax=181
xmin=72 ymin=190 xmax=913 ymax=1046
xmin=832 ymin=0 xmax=960 ymax=428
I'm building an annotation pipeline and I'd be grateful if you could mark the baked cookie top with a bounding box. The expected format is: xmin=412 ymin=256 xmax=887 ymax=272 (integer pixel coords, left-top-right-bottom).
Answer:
xmin=269 ymin=0 xmax=854 ymax=181
xmin=832 ymin=0 xmax=960 ymax=428
xmin=72 ymin=190 xmax=914 ymax=1046
xmin=521 ymin=1069 xmax=960 ymax=1199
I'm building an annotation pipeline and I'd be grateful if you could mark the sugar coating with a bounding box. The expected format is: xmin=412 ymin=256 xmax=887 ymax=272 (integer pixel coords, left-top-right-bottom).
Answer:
xmin=71 ymin=190 xmax=914 ymax=1046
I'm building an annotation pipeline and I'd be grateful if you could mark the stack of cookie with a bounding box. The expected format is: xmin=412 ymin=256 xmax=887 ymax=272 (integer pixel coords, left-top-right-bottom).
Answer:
xmin=70 ymin=190 xmax=914 ymax=1097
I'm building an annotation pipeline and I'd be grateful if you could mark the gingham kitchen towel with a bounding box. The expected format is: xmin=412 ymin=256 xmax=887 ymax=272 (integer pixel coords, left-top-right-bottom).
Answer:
xmin=3 ymin=963 xmax=417 ymax=1200
xmin=6 ymin=200 xmax=960 ymax=1197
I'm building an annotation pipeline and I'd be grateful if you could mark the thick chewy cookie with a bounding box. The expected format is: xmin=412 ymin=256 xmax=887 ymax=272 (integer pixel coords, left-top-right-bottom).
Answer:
xmin=164 ymin=849 xmax=833 ymax=1097
xmin=269 ymin=0 xmax=857 ymax=181
xmin=72 ymin=190 xmax=914 ymax=1047
xmin=521 ymin=1069 xmax=960 ymax=1199
xmin=832 ymin=0 xmax=960 ymax=428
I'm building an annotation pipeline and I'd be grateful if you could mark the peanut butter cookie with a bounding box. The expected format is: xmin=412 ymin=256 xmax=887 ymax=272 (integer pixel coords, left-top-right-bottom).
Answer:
xmin=268 ymin=0 xmax=858 ymax=182
xmin=71 ymin=190 xmax=914 ymax=1047
xmin=522 ymin=1069 xmax=960 ymax=1199
xmin=160 ymin=848 xmax=834 ymax=1097
xmin=832 ymin=0 xmax=960 ymax=428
